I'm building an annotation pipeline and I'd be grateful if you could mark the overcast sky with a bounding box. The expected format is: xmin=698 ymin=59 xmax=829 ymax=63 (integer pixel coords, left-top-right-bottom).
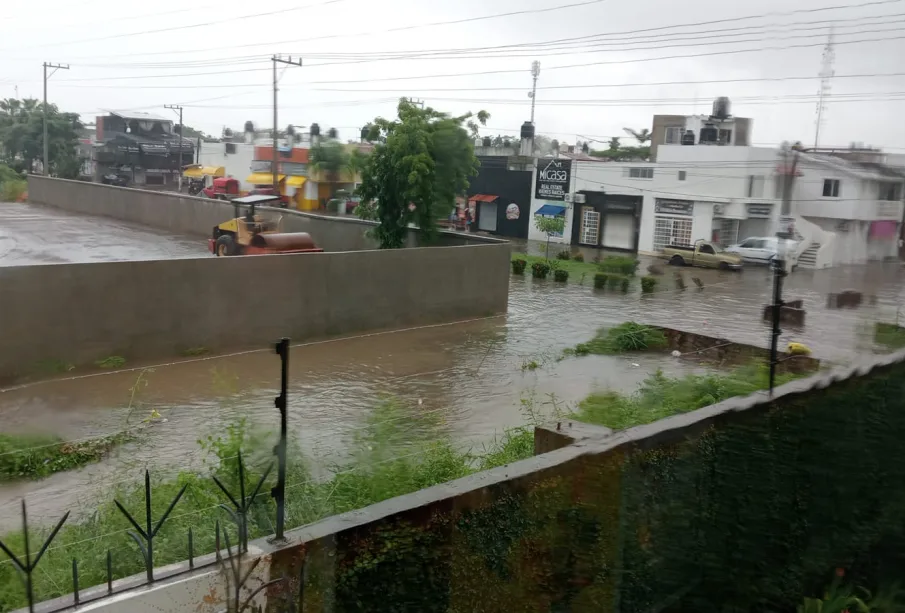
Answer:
xmin=3 ymin=0 xmax=905 ymax=151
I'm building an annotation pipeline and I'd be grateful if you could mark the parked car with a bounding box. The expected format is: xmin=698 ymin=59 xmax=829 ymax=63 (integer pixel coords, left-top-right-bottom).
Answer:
xmin=726 ymin=237 xmax=799 ymax=266
xmin=660 ymin=240 xmax=743 ymax=270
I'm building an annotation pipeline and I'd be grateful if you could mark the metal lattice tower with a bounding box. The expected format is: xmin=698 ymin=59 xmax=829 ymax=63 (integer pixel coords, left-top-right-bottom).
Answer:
xmin=528 ymin=60 xmax=541 ymax=124
xmin=814 ymin=28 xmax=835 ymax=149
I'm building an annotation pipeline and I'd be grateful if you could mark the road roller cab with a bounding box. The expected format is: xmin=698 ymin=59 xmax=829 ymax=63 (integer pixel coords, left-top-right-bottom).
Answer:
xmin=209 ymin=194 xmax=322 ymax=257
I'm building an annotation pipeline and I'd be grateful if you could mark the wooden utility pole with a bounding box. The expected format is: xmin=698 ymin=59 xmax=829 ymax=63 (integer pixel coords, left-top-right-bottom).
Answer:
xmin=42 ymin=62 xmax=69 ymax=176
xmin=271 ymin=55 xmax=303 ymax=197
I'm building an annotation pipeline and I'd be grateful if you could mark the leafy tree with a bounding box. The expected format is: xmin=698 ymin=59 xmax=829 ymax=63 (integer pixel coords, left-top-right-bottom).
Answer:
xmin=581 ymin=141 xmax=590 ymax=154
xmin=534 ymin=135 xmax=553 ymax=154
xmin=535 ymin=215 xmax=566 ymax=260
xmin=623 ymin=127 xmax=652 ymax=144
xmin=0 ymin=97 xmax=83 ymax=177
xmin=309 ymin=137 xmax=351 ymax=200
xmin=607 ymin=136 xmax=621 ymax=151
xmin=346 ymin=148 xmax=369 ymax=185
xmin=357 ymin=98 xmax=489 ymax=248
xmin=551 ymin=138 xmax=560 ymax=153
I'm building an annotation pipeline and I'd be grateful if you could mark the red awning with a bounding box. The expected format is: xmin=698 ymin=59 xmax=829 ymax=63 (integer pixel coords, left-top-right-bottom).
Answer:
xmin=469 ymin=194 xmax=499 ymax=202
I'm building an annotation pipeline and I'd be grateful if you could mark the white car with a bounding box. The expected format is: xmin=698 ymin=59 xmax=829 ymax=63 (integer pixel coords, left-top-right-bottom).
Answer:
xmin=726 ymin=237 xmax=799 ymax=266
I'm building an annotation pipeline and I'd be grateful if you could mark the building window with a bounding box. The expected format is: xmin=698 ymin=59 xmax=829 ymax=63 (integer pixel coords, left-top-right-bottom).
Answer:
xmin=747 ymin=175 xmax=765 ymax=198
xmin=665 ymin=126 xmax=683 ymax=144
xmin=718 ymin=129 xmax=732 ymax=145
xmin=579 ymin=206 xmax=600 ymax=245
xmin=678 ymin=171 xmax=687 ymax=181
xmin=145 ymin=174 xmax=164 ymax=185
xmin=627 ymin=167 xmax=654 ymax=179
xmin=822 ymin=179 xmax=841 ymax=197
xmin=653 ymin=217 xmax=693 ymax=251
xmin=880 ymin=182 xmax=902 ymax=201
xmin=225 ymin=143 xmax=237 ymax=154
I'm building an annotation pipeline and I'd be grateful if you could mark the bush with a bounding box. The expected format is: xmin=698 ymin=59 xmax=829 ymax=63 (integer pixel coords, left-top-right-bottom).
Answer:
xmin=511 ymin=259 xmax=527 ymax=275
xmin=641 ymin=276 xmax=658 ymax=293
xmin=594 ymin=272 xmax=608 ymax=289
xmin=0 ymin=179 xmax=27 ymax=202
xmin=556 ymin=249 xmax=572 ymax=260
xmin=531 ymin=261 xmax=551 ymax=279
xmin=572 ymin=252 xmax=585 ymax=262
xmin=620 ymin=277 xmax=630 ymax=293
xmin=572 ymin=322 xmax=669 ymax=355
xmin=554 ymin=269 xmax=569 ymax=283
xmin=599 ymin=255 xmax=640 ymax=276
xmin=607 ymin=274 xmax=626 ymax=291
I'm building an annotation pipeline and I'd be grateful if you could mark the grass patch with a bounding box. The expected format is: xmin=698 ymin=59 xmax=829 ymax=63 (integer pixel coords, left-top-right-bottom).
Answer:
xmin=568 ymin=322 xmax=668 ymax=356
xmin=573 ymin=362 xmax=804 ymax=430
xmin=95 ymin=356 xmax=126 ymax=369
xmin=874 ymin=322 xmax=905 ymax=350
xmin=0 ymin=398 xmax=539 ymax=610
xmin=33 ymin=359 xmax=75 ymax=376
xmin=0 ymin=431 xmax=135 ymax=482
xmin=512 ymin=253 xmax=597 ymax=283
xmin=598 ymin=255 xmax=639 ymax=276
xmin=0 ymin=179 xmax=26 ymax=203
xmin=181 ymin=347 xmax=210 ymax=357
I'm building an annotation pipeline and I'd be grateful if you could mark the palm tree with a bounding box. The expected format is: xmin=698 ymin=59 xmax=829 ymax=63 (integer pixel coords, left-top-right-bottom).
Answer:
xmin=623 ymin=127 xmax=652 ymax=144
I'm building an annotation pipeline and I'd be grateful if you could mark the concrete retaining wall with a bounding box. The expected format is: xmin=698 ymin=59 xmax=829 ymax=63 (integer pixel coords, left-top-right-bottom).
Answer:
xmin=0 ymin=243 xmax=509 ymax=381
xmin=26 ymin=176 xmax=504 ymax=252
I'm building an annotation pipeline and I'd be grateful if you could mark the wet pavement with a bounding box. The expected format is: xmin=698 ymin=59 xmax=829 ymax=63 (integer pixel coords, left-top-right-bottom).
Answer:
xmin=0 ymin=203 xmax=205 ymax=266
xmin=1 ymin=250 xmax=904 ymax=529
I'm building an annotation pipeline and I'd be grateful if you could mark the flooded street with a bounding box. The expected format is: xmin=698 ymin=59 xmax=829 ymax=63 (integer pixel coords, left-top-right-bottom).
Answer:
xmin=0 ymin=203 xmax=205 ymax=265
xmin=1 ymin=255 xmax=904 ymax=529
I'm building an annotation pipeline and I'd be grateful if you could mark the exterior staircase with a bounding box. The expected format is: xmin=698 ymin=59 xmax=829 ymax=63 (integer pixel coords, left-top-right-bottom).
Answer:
xmin=797 ymin=242 xmax=821 ymax=269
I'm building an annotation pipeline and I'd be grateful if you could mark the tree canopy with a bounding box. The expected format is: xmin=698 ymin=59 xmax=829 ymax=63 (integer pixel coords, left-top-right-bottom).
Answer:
xmin=0 ymin=98 xmax=83 ymax=177
xmin=356 ymin=99 xmax=489 ymax=248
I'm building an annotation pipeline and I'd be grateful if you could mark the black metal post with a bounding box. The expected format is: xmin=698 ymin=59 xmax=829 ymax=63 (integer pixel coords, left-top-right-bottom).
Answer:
xmin=768 ymin=257 xmax=787 ymax=394
xmin=272 ymin=337 xmax=290 ymax=541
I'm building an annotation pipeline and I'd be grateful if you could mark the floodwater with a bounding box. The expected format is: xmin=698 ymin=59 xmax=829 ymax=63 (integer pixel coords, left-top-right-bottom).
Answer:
xmin=0 ymin=203 xmax=205 ymax=266
xmin=1 ymin=253 xmax=903 ymax=529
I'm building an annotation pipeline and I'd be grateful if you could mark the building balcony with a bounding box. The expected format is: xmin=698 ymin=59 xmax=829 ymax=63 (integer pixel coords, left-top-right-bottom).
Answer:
xmin=796 ymin=199 xmax=903 ymax=222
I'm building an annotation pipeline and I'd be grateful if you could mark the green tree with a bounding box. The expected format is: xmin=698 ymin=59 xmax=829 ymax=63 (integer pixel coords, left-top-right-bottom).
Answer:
xmin=309 ymin=137 xmax=351 ymax=200
xmin=535 ymin=215 xmax=566 ymax=260
xmin=356 ymin=99 xmax=489 ymax=248
xmin=607 ymin=136 xmax=621 ymax=151
xmin=623 ymin=127 xmax=652 ymax=144
xmin=0 ymin=97 xmax=83 ymax=177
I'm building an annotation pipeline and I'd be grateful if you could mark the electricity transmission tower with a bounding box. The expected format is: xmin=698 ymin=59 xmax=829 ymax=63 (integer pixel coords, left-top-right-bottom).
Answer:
xmin=814 ymin=29 xmax=835 ymax=149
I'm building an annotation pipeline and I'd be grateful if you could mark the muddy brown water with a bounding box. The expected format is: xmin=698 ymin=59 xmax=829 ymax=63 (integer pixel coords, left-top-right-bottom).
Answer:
xmin=1 ymin=240 xmax=903 ymax=529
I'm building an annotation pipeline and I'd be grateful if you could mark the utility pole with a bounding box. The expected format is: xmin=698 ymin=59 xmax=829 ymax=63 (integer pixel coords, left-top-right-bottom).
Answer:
xmin=272 ymin=55 xmax=303 ymax=198
xmin=528 ymin=60 xmax=541 ymax=124
xmin=768 ymin=146 xmax=800 ymax=394
xmin=164 ymin=104 xmax=184 ymax=192
xmin=42 ymin=62 xmax=69 ymax=176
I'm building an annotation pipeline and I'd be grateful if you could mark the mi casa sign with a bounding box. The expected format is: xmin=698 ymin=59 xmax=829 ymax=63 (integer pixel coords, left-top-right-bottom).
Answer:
xmin=535 ymin=159 xmax=572 ymax=201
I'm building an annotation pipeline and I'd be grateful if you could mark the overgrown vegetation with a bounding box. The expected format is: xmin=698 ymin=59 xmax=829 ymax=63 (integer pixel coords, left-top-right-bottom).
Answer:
xmin=569 ymin=322 xmax=668 ymax=356
xmin=875 ymin=322 xmax=905 ymax=350
xmin=598 ymin=255 xmax=639 ymax=276
xmin=94 ymin=356 xmax=126 ymax=369
xmin=573 ymin=361 xmax=802 ymax=430
xmin=641 ymin=275 xmax=658 ymax=293
xmin=594 ymin=272 xmax=630 ymax=292
xmin=512 ymin=253 xmax=596 ymax=283
xmin=0 ymin=398 xmax=538 ymax=610
xmin=1 ymin=98 xmax=84 ymax=178
xmin=0 ymin=431 xmax=135 ymax=482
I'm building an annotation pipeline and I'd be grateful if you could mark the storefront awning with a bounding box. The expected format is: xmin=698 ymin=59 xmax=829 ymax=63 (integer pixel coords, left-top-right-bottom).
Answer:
xmin=470 ymin=194 xmax=498 ymax=202
xmin=285 ymin=175 xmax=307 ymax=188
xmin=536 ymin=204 xmax=566 ymax=216
xmin=246 ymin=172 xmax=285 ymax=185
xmin=183 ymin=165 xmax=225 ymax=179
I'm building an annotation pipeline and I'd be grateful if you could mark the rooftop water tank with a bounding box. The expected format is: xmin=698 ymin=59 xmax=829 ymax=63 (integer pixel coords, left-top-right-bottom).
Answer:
xmin=520 ymin=121 xmax=535 ymax=139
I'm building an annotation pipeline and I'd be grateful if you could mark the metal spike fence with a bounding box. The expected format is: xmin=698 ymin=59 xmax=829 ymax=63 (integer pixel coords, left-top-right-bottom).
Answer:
xmin=0 ymin=338 xmax=295 ymax=613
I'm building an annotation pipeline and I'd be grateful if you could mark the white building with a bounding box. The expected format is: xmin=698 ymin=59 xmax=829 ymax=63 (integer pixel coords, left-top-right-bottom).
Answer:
xmin=527 ymin=102 xmax=904 ymax=269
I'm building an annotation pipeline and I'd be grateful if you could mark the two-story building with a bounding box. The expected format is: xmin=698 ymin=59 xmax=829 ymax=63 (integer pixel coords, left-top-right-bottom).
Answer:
xmin=93 ymin=111 xmax=193 ymax=189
